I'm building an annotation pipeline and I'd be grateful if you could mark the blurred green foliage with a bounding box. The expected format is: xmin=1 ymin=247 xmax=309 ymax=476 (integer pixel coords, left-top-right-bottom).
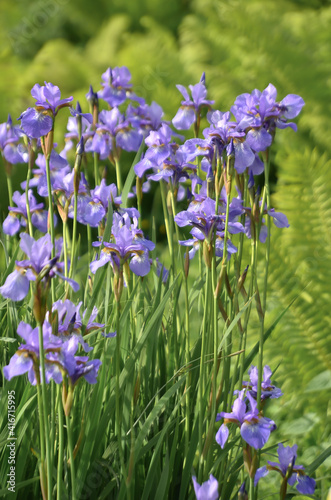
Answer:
xmin=1 ymin=0 xmax=331 ymax=488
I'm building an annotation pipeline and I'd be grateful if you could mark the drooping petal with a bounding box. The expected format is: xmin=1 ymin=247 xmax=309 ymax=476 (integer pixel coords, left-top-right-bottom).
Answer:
xmin=215 ymin=424 xmax=229 ymax=449
xmin=84 ymin=202 xmax=106 ymax=227
xmin=0 ymin=270 xmax=30 ymax=301
xmin=3 ymin=215 xmax=21 ymax=235
xmin=254 ymin=466 xmax=269 ymax=487
xmin=246 ymin=128 xmax=273 ymax=152
xmin=172 ymin=106 xmax=196 ymax=130
xmin=268 ymin=209 xmax=289 ymax=228
xmin=3 ymin=352 xmax=33 ymax=380
xmin=233 ymin=140 xmax=255 ymax=173
xmin=296 ymin=474 xmax=316 ymax=495
xmin=20 ymin=108 xmax=53 ymax=138
xmin=90 ymin=252 xmax=112 ymax=274
xmin=129 ymin=252 xmax=151 ymax=277
xmin=241 ymin=417 xmax=275 ymax=449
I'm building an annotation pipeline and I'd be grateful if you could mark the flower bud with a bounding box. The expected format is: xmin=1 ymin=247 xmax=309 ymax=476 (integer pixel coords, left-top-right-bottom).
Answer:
xmin=203 ymin=240 xmax=212 ymax=268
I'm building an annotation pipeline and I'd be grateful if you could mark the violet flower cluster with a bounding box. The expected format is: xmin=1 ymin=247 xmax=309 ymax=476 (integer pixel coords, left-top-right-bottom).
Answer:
xmin=0 ymin=68 xmax=312 ymax=499
xmin=3 ymin=308 xmax=101 ymax=387
xmin=90 ymin=211 xmax=155 ymax=279
xmin=0 ymin=233 xmax=79 ymax=302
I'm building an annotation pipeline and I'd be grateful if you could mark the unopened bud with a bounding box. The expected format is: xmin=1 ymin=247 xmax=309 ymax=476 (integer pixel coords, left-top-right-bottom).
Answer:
xmin=238 ymin=482 xmax=248 ymax=500
xmin=238 ymin=265 xmax=249 ymax=292
xmin=45 ymin=129 xmax=54 ymax=158
xmin=114 ymin=270 xmax=124 ymax=302
xmin=136 ymin=176 xmax=143 ymax=206
xmin=203 ymin=240 xmax=212 ymax=268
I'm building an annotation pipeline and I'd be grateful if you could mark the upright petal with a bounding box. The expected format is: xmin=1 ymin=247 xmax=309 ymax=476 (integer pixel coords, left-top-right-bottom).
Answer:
xmin=192 ymin=475 xmax=219 ymax=500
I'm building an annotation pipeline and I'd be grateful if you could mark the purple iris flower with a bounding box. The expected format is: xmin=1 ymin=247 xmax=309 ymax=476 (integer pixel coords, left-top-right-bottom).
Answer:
xmin=175 ymin=196 xmax=244 ymax=261
xmin=3 ymin=320 xmax=63 ymax=384
xmin=21 ymin=148 xmax=69 ymax=197
xmin=172 ymin=73 xmax=214 ymax=130
xmin=98 ymin=66 xmax=144 ymax=107
xmin=69 ymin=102 xmax=93 ymax=126
xmin=53 ymin=169 xmax=89 ymax=224
xmin=154 ymin=258 xmax=169 ymax=284
xmin=68 ymin=356 xmax=102 ymax=385
xmin=83 ymin=180 xmax=134 ymax=227
xmin=64 ymin=109 xmax=93 ymax=153
xmin=19 ymin=82 xmax=73 ymax=138
xmin=243 ymin=365 xmax=283 ymax=400
xmin=145 ymin=124 xmax=173 ymax=163
xmin=43 ymin=335 xmax=101 ymax=386
xmin=127 ymin=101 xmax=165 ymax=133
xmin=0 ymin=115 xmax=27 ymax=164
xmin=0 ymin=233 xmax=79 ymax=302
xmin=192 ymin=475 xmax=219 ymax=500
xmin=244 ymin=204 xmax=289 ymax=244
xmin=231 ymin=84 xmax=305 ymax=151
xmin=90 ymin=212 xmax=155 ymax=277
xmin=204 ymin=111 xmax=255 ymax=173
xmin=255 ymin=443 xmax=316 ymax=495
xmin=85 ymin=107 xmax=142 ymax=158
xmin=3 ymin=190 xmax=52 ymax=235
xmin=3 ymin=320 xmax=102 ymax=387
xmin=215 ymin=390 xmax=276 ymax=450
xmin=49 ymin=299 xmax=106 ymax=352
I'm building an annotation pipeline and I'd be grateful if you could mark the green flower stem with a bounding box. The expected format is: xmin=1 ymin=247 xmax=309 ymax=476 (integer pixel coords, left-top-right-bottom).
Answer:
xmin=198 ymin=264 xmax=212 ymax=480
xmin=66 ymin=411 xmax=76 ymax=500
xmin=45 ymin=154 xmax=55 ymax=303
xmin=6 ymin=171 xmax=13 ymax=207
xmin=115 ymin=156 xmax=123 ymax=193
xmin=63 ymin=218 xmax=69 ymax=279
xmin=69 ymin=145 xmax=83 ymax=285
xmin=87 ymin=224 xmax=92 ymax=266
xmin=211 ymin=250 xmax=218 ymax=416
xmin=237 ymin=174 xmax=248 ymax=272
xmin=25 ymin=146 xmax=35 ymax=236
xmin=56 ymin=387 xmax=64 ymax=500
xmin=280 ymin=477 xmax=288 ymax=500
xmin=115 ymin=296 xmax=130 ymax=496
xmin=50 ymin=382 xmax=56 ymax=485
xmin=160 ymin=181 xmax=175 ymax=275
xmin=36 ymin=382 xmax=46 ymax=499
xmin=169 ymin=186 xmax=191 ymax=454
xmin=249 ymin=476 xmax=255 ymax=500
xmin=93 ymin=152 xmax=99 ymax=187
xmin=69 ymin=187 xmax=78 ymax=282
xmin=256 ymin=150 xmax=271 ymax=407
xmin=38 ymin=322 xmax=52 ymax=500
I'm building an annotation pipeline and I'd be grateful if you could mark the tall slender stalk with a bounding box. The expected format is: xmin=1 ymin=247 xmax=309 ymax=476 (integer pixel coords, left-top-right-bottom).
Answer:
xmin=66 ymin=412 xmax=76 ymax=500
xmin=93 ymin=152 xmax=100 ymax=187
xmin=115 ymin=156 xmax=123 ymax=193
xmin=115 ymin=292 xmax=130 ymax=498
xmin=56 ymin=387 xmax=64 ymax=500
xmin=198 ymin=264 xmax=212 ymax=480
xmin=45 ymin=154 xmax=56 ymax=303
xmin=256 ymin=149 xmax=271 ymax=407
xmin=25 ymin=145 xmax=35 ymax=236
xmin=38 ymin=322 xmax=52 ymax=500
